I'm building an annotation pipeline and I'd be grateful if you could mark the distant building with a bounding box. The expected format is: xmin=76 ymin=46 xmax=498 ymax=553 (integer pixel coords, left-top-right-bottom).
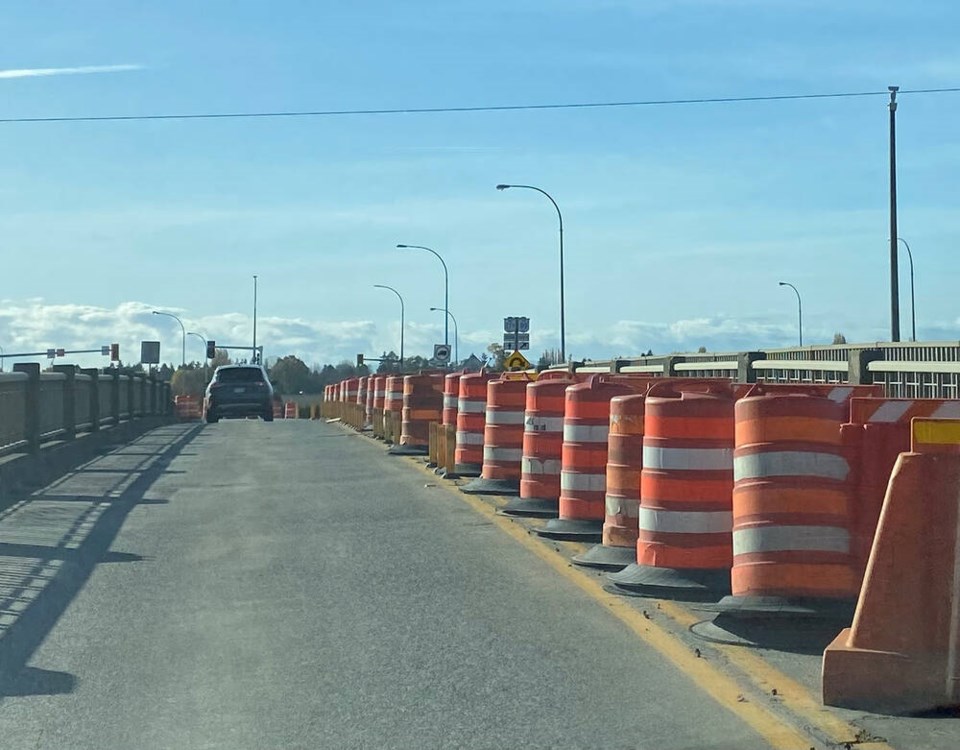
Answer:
xmin=461 ymin=354 xmax=483 ymax=372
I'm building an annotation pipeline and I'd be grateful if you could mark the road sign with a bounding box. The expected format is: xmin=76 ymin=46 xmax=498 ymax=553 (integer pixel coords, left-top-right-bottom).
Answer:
xmin=504 ymin=350 xmax=531 ymax=371
xmin=503 ymin=316 xmax=530 ymax=333
xmin=141 ymin=341 xmax=161 ymax=365
xmin=503 ymin=333 xmax=530 ymax=350
xmin=434 ymin=343 xmax=451 ymax=363
xmin=46 ymin=348 xmax=56 ymax=358
xmin=101 ymin=345 xmax=111 ymax=356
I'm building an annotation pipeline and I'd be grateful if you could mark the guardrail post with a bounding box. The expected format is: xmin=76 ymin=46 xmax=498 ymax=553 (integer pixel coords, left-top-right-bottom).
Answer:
xmin=147 ymin=373 xmax=156 ymax=415
xmin=164 ymin=382 xmax=173 ymax=415
xmin=138 ymin=374 xmax=147 ymax=417
xmin=737 ymin=351 xmax=764 ymax=384
xmin=52 ymin=364 xmax=77 ymax=440
xmin=108 ymin=368 xmax=120 ymax=426
xmin=81 ymin=368 xmax=100 ymax=432
xmin=126 ymin=374 xmax=135 ymax=419
xmin=13 ymin=363 xmax=41 ymax=454
xmin=848 ymin=348 xmax=883 ymax=385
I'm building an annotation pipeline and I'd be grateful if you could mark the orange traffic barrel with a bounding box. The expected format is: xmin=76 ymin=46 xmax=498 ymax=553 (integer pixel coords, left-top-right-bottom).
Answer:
xmin=383 ymin=375 xmax=404 ymax=443
xmin=272 ymin=399 xmax=283 ymax=419
xmin=573 ymin=392 xmax=648 ymax=569
xmin=442 ymin=372 xmax=462 ymax=427
xmin=462 ymin=377 xmax=529 ymax=495
xmin=501 ymin=371 xmax=577 ymax=517
xmin=455 ymin=372 xmax=495 ymax=477
xmin=608 ymin=381 xmax=736 ymax=599
xmin=341 ymin=377 xmax=358 ymax=403
xmin=390 ymin=373 xmax=444 ymax=455
xmin=372 ymin=376 xmax=387 ymax=411
xmin=536 ymin=376 xmax=638 ymax=541
xmin=365 ymin=376 xmax=375 ymax=425
xmin=175 ymin=394 xmax=202 ymax=421
xmin=713 ymin=388 xmax=857 ymax=618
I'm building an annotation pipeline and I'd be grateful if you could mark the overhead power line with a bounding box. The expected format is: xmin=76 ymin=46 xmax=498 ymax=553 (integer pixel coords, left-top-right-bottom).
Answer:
xmin=0 ymin=86 xmax=958 ymax=125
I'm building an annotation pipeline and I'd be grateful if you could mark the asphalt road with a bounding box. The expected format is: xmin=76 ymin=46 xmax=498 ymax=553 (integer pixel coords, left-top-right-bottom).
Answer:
xmin=0 ymin=420 xmax=773 ymax=750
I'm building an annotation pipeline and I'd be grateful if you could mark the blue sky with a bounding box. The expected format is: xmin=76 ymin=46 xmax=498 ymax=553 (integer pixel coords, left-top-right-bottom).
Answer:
xmin=1 ymin=1 xmax=958 ymax=368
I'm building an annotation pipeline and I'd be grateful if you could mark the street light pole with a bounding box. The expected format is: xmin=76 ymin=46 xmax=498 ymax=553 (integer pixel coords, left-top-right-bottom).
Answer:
xmin=496 ymin=183 xmax=565 ymax=362
xmin=889 ymin=86 xmax=901 ymax=343
xmin=152 ymin=310 xmax=186 ymax=367
xmin=778 ymin=282 xmax=803 ymax=347
xmin=187 ymin=331 xmax=207 ymax=355
xmin=374 ymin=284 xmax=405 ymax=374
xmin=396 ymin=244 xmax=448 ymax=350
xmin=896 ymin=237 xmax=916 ymax=342
xmin=252 ymin=275 xmax=258 ymax=364
xmin=430 ymin=307 xmax=459 ymax=365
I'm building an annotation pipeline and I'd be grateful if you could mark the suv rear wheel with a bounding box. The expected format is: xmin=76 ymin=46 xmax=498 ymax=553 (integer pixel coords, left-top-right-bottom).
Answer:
xmin=205 ymin=409 xmax=219 ymax=424
xmin=262 ymin=408 xmax=274 ymax=422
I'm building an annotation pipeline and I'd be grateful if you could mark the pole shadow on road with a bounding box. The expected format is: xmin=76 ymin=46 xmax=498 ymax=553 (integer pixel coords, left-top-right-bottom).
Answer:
xmin=0 ymin=423 xmax=201 ymax=699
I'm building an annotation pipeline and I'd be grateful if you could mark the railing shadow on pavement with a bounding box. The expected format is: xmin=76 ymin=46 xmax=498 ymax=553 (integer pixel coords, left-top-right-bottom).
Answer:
xmin=0 ymin=423 xmax=202 ymax=699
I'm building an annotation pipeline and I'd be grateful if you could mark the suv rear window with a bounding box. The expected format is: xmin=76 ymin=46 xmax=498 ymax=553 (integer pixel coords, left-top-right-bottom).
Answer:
xmin=216 ymin=367 xmax=265 ymax=383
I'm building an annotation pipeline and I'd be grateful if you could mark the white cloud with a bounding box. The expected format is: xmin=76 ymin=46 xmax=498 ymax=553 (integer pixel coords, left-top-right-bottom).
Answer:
xmin=0 ymin=64 xmax=142 ymax=80
xmin=1 ymin=299 xmax=955 ymax=373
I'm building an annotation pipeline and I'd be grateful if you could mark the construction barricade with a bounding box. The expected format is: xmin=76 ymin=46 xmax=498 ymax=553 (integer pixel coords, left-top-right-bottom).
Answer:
xmin=822 ymin=417 xmax=960 ymax=713
xmin=455 ymin=372 xmax=495 ymax=477
xmin=175 ymin=395 xmax=202 ymax=422
xmin=390 ymin=373 xmax=444 ymax=455
xmin=536 ymin=375 xmax=638 ymax=541
xmin=284 ymin=401 xmax=298 ymax=419
xmin=845 ymin=397 xmax=960 ymax=579
xmin=462 ymin=376 xmax=529 ymax=495
xmin=502 ymin=372 xmax=579 ymax=517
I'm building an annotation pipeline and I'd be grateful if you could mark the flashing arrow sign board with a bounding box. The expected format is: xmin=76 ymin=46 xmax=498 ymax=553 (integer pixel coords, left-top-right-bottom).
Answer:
xmin=504 ymin=350 xmax=531 ymax=371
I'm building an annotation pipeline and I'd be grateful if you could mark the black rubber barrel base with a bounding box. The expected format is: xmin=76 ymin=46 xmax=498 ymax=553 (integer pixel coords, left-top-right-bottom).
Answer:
xmin=572 ymin=544 xmax=636 ymax=571
xmin=454 ymin=463 xmax=482 ymax=478
xmin=498 ymin=497 xmax=558 ymax=518
xmin=533 ymin=518 xmax=602 ymax=542
xmin=605 ymin=564 xmax=730 ymax=602
xmin=460 ymin=477 xmax=521 ymax=496
xmin=387 ymin=444 xmax=428 ymax=456
xmin=690 ymin=613 xmax=846 ymax=653
xmin=708 ymin=594 xmax=856 ymax=621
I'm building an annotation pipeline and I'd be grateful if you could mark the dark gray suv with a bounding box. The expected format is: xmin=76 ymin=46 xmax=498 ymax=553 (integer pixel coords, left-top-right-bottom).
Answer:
xmin=203 ymin=365 xmax=275 ymax=423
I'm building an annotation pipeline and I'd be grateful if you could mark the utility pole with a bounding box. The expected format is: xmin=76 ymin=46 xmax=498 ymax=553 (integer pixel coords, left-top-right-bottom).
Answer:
xmin=252 ymin=275 xmax=259 ymax=363
xmin=889 ymin=86 xmax=901 ymax=342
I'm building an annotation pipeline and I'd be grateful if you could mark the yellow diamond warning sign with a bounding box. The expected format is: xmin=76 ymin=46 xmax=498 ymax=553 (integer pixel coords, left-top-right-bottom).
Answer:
xmin=504 ymin=350 xmax=531 ymax=371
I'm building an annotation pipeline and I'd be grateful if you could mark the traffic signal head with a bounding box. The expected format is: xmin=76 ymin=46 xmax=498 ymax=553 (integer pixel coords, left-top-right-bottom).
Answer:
xmin=110 ymin=343 xmax=120 ymax=361
xmin=206 ymin=340 xmax=216 ymax=359
xmin=356 ymin=353 xmax=364 ymax=368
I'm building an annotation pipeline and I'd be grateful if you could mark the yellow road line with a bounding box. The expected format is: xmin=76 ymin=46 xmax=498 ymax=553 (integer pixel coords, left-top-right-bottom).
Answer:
xmin=377 ymin=426 xmax=896 ymax=749
xmin=441 ymin=485 xmax=814 ymax=750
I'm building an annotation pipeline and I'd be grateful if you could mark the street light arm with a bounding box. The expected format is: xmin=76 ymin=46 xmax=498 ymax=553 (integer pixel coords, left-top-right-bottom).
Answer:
xmin=497 ymin=184 xmax=563 ymax=231
xmin=397 ymin=244 xmax=450 ymax=351
xmin=374 ymin=284 xmax=405 ymax=371
xmin=153 ymin=310 xmax=187 ymax=366
xmin=778 ymin=282 xmax=803 ymax=347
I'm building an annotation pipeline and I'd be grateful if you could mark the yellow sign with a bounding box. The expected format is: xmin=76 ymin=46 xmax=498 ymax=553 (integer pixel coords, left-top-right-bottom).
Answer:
xmin=504 ymin=350 xmax=531 ymax=371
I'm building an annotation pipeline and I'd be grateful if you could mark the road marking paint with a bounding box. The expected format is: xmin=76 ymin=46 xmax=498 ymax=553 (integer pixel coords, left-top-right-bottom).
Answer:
xmin=374 ymin=427 xmax=898 ymax=750
xmin=430 ymin=477 xmax=814 ymax=749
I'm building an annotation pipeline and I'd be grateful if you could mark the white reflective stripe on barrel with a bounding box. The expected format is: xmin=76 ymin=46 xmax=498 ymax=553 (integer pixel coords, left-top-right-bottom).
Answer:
xmin=386 ymin=391 xmax=404 ymax=401
xmin=563 ymin=424 xmax=609 ymax=442
xmin=456 ymin=432 xmax=484 ymax=445
xmin=525 ymin=416 xmax=565 ymax=433
xmin=605 ymin=495 xmax=640 ymax=517
xmin=827 ymin=387 xmax=854 ymax=403
xmin=560 ymin=472 xmax=605 ymax=491
xmin=443 ymin=396 xmax=458 ymax=408
xmin=642 ymin=446 xmax=733 ymax=471
xmin=733 ymin=451 xmax=849 ymax=481
xmin=733 ymin=526 xmax=849 ymax=554
xmin=375 ymin=390 xmax=385 ymax=398
xmin=458 ymin=400 xmax=486 ymax=413
xmin=485 ymin=410 xmax=525 ymax=425
xmin=933 ymin=402 xmax=960 ymax=419
xmin=521 ymin=457 xmax=562 ymax=474
xmin=866 ymin=400 xmax=913 ymax=423
xmin=484 ymin=446 xmax=523 ymax=462
xmin=638 ymin=508 xmax=733 ymax=534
